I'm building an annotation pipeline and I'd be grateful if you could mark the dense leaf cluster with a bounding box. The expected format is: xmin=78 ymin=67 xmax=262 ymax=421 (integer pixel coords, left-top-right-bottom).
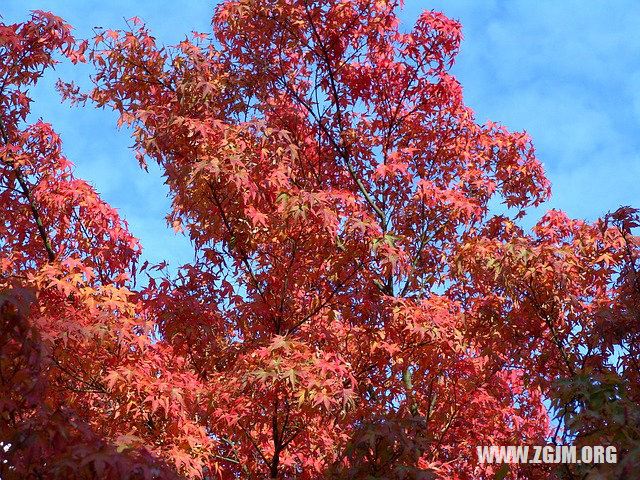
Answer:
xmin=1 ymin=3 xmax=638 ymax=479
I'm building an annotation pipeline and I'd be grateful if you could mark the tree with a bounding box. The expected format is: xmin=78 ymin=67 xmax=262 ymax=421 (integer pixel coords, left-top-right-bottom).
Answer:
xmin=0 ymin=12 xmax=200 ymax=479
xmin=1 ymin=2 xmax=638 ymax=479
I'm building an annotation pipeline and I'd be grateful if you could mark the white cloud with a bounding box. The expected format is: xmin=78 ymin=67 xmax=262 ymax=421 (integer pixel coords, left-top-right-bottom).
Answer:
xmin=402 ymin=0 xmax=640 ymax=222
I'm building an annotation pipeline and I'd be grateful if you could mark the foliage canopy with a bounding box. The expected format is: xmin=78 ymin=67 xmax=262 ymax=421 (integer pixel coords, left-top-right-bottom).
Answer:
xmin=1 ymin=3 xmax=638 ymax=479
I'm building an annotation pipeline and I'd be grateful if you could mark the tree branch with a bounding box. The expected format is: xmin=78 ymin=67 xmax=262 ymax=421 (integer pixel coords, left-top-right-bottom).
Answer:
xmin=0 ymin=118 xmax=55 ymax=262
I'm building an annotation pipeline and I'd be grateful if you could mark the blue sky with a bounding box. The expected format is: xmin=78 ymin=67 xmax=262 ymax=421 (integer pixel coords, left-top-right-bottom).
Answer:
xmin=3 ymin=1 xmax=640 ymax=270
